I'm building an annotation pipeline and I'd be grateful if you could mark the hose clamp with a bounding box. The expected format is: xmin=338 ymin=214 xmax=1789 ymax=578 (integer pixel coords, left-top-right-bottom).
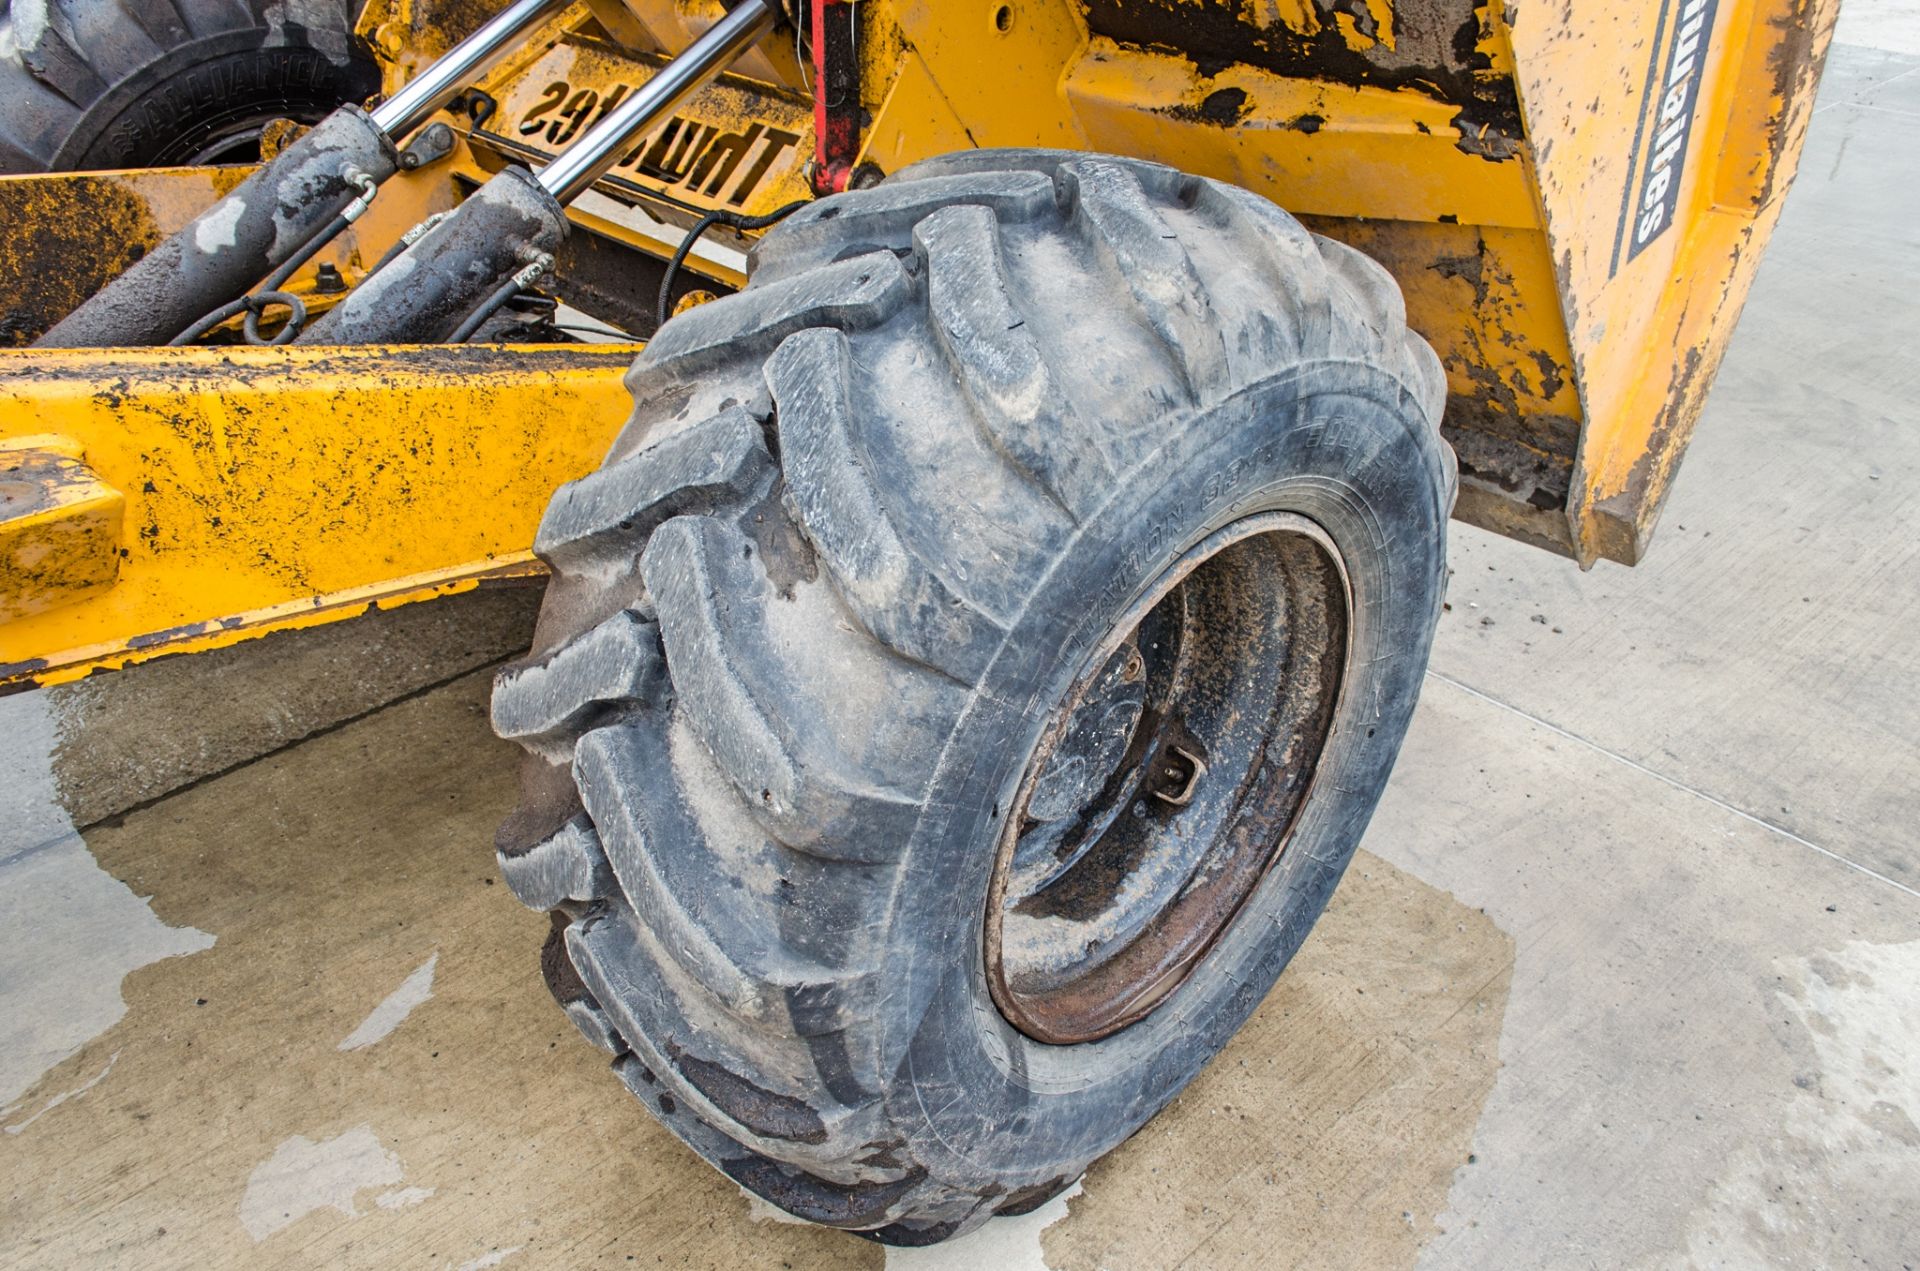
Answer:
xmin=511 ymin=253 xmax=555 ymax=289
xmin=401 ymin=211 xmax=454 ymax=246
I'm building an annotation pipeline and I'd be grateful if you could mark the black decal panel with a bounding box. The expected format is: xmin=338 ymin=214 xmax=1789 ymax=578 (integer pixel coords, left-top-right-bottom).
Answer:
xmin=1613 ymin=0 xmax=1723 ymax=273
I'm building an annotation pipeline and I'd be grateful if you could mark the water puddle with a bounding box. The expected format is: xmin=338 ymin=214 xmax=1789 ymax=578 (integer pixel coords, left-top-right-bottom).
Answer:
xmin=0 ymin=691 xmax=213 ymax=1108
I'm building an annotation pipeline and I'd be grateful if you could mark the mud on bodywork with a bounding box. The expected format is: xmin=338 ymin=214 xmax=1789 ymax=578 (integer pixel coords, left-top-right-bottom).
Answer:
xmin=1068 ymin=0 xmax=1837 ymax=566
xmin=1514 ymin=0 xmax=1841 ymax=565
xmin=1069 ymin=2 xmax=1594 ymax=555
xmin=0 ymin=171 xmax=250 ymax=347
xmin=0 ymin=344 xmax=635 ymax=689
xmin=1083 ymin=0 xmax=1522 ymax=159
xmin=0 ymin=439 xmax=124 ymax=624
xmin=0 ymin=0 xmax=1843 ymax=695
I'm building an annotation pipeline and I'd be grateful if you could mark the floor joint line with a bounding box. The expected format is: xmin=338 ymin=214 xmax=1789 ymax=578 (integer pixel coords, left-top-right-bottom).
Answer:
xmin=1425 ymin=669 xmax=1920 ymax=902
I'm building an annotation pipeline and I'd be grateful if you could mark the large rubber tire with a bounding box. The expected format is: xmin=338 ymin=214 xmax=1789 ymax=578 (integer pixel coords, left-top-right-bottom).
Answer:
xmin=0 ymin=0 xmax=375 ymax=173
xmin=491 ymin=149 xmax=1455 ymax=1244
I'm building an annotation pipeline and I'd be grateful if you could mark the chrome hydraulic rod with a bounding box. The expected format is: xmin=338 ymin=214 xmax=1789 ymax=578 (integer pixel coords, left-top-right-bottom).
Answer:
xmin=535 ymin=0 xmax=781 ymax=205
xmin=37 ymin=0 xmax=573 ymax=348
xmin=301 ymin=0 xmax=784 ymax=345
xmin=369 ymin=0 xmax=574 ymax=140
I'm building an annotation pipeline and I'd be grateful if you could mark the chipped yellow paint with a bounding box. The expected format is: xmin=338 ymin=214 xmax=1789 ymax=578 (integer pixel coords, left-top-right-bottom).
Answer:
xmin=1306 ymin=218 xmax=1583 ymax=554
xmin=854 ymin=0 xmax=1821 ymax=563
xmin=1062 ymin=40 xmax=1539 ymax=227
xmin=338 ymin=0 xmax=1831 ymax=569
xmin=0 ymin=0 xmax=1835 ymax=685
xmin=0 ymin=346 xmax=635 ymax=688
xmin=1505 ymin=0 xmax=1842 ymax=562
xmin=1475 ymin=0 xmax=1517 ymax=78
xmin=0 ymin=437 xmax=125 ymax=622
xmin=1245 ymin=0 xmax=1323 ymax=37
xmin=1336 ymin=2 xmax=1396 ymax=53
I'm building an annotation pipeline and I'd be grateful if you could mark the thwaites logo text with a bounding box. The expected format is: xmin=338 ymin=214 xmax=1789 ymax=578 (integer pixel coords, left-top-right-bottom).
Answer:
xmin=1615 ymin=0 xmax=1721 ymax=271
xmin=516 ymin=79 xmax=802 ymax=207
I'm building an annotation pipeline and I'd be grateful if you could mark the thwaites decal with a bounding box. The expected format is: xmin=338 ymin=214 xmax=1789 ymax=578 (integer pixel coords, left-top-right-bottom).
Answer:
xmin=1612 ymin=0 xmax=1724 ymax=274
xmin=513 ymin=78 xmax=803 ymax=207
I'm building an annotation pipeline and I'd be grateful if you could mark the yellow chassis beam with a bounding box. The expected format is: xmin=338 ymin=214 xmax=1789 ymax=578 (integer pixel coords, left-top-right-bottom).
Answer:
xmin=0 ymin=345 xmax=636 ymax=689
xmin=0 ymin=0 xmax=1837 ymax=688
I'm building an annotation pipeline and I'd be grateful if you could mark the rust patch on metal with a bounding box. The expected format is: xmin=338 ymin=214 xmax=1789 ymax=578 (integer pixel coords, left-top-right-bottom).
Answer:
xmin=1083 ymin=0 xmax=1522 ymax=157
xmin=986 ymin=513 xmax=1350 ymax=1045
xmin=1757 ymin=0 xmax=1832 ymax=210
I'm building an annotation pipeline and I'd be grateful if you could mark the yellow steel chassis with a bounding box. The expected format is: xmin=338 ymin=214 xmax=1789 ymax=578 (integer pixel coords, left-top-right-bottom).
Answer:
xmin=0 ymin=0 xmax=1836 ymax=687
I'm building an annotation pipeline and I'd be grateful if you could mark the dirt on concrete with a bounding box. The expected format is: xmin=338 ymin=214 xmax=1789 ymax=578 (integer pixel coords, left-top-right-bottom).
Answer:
xmin=0 ymin=669 xmax=1511 ymax=1270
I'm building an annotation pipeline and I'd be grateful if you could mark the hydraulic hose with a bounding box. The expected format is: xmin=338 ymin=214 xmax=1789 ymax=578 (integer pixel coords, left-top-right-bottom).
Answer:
xmin=35 ymin=109 xmax=399 ymax=348
xmin=304 ymin=0 xmax=784 ymax=346
xmin=36 ymin=0 xmax=573 ymax=349
xmin=450 ymin=255 xmax=556 ymax=343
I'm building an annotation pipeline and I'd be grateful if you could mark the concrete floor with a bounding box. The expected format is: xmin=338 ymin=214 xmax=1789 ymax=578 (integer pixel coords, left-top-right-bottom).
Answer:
xmin=3 ymin=21 xmax=1917 ymax=1271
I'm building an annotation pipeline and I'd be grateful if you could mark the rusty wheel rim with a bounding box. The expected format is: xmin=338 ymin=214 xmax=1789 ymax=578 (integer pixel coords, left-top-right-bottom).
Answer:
xmin=984 ymin=512 xmax=1352 ymax=1045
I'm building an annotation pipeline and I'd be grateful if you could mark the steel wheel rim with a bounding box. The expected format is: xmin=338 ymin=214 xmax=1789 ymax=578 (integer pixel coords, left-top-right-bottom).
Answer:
xmin=985 ymin=511 xmax=1353 ymax=1045
xmin=161 ymin=104 xmax=334 ymax=167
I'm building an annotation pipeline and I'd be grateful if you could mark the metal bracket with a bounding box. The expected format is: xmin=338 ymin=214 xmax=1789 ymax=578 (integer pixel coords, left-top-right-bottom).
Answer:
xmin=399 ymin=122 xmax=457 ymax=171
xmin=1149 ymin=744 xmax=1207 ymax=807
xmin=0 ymin=437 xmax=124 ymax=622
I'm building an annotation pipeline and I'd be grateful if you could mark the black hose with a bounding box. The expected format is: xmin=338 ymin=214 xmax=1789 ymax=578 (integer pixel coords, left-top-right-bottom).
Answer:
xmin=364 ymin=211 xmax=454 ymax=282
xmin=451 ymin=276 xmax=531 ymax=344
xmin=245 ymin=292 xmax=312 ymax=346
xmin=169 ymin=291 xmax=309 ymax=347
xmin=366 ymin=234 xmax=415 ymax=280
xmin=171 ymin=210 xmax=349 ymax=346
xmin=265 ymin=214 xmax=351 ymax=293
xmin=656 ymin=199 xmax=810 ymax=330
xmin=169 ymin=298 xmax=251 ymax=346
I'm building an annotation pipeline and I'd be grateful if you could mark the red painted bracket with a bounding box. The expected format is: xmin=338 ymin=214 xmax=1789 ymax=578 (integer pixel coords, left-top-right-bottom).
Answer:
xmin=810 ymin=0 xmax=859 ymax=194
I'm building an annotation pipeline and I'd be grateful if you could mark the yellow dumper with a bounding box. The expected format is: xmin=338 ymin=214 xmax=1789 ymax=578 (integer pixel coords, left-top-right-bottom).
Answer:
xmin=0 ymin=0 xmax=1834 ymax=1243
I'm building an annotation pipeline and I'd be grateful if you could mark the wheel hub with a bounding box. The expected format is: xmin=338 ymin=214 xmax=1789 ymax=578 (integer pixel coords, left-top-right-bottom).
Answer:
xmin=985 ymin=512 xmax=1352 ymax=1045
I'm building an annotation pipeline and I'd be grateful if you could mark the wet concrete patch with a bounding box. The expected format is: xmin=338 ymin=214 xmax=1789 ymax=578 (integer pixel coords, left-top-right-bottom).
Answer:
xmin=0 ymin=669 xmax=1512 ymax=1269
xmin=0 ymin=691 xmax=213 ymax=1109
xmin=1041 ymin=857 xmax=1512 ymax=1271
xmin=0 ymin=670 xmax=870 ymax=1270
